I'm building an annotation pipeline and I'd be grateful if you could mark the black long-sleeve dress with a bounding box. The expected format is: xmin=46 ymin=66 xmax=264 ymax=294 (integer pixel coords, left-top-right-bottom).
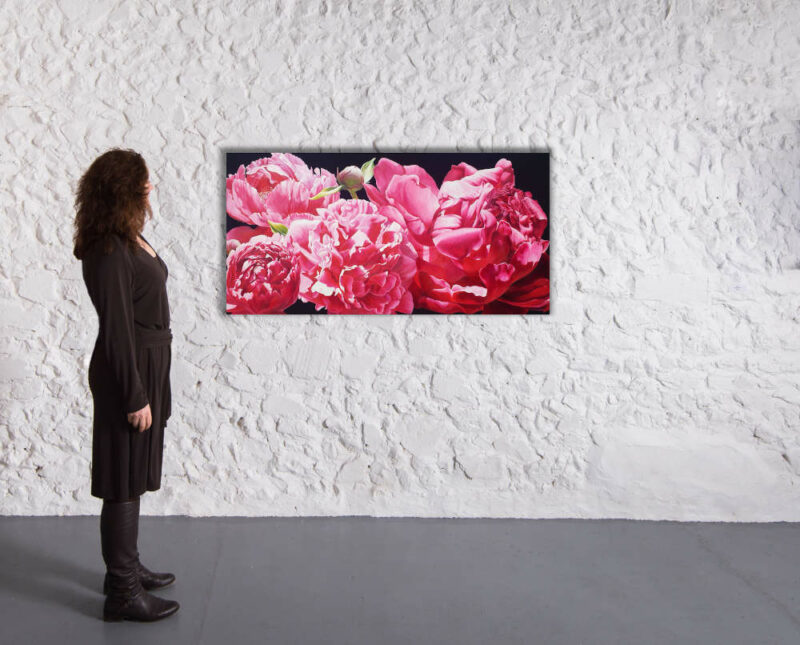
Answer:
xmin=81 ymin=232 xmax=172 ymax=500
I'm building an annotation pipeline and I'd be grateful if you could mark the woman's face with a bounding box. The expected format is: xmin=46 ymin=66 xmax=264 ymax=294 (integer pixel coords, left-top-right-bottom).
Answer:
xmin=144 ymin=178 xmax=153 ymax=203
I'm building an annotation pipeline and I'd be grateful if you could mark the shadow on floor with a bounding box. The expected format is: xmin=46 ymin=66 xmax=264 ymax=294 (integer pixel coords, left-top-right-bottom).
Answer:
xmin=0 ymin=531 xmax=101 ymax=619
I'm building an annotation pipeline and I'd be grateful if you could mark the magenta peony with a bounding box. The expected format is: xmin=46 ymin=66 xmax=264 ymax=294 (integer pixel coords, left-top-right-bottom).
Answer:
xmin=364 ymin=158 xmax=549 ymax=313
xmin=226 ymin=153 xmax=339 ymax=228
xmin=226 ymin=235 xmax=300 ymax=314
xmin=287 ymin=199 xmax=417 ymax=314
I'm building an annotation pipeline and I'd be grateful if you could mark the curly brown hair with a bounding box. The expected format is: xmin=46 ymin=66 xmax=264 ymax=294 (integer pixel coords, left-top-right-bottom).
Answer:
xmin=72 ymin=148 xmax=153 ymax=260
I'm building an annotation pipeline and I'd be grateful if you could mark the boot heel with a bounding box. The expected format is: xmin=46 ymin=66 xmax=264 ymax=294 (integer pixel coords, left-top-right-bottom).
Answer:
xmin=103 ymin=611 xmax=124 ymax=622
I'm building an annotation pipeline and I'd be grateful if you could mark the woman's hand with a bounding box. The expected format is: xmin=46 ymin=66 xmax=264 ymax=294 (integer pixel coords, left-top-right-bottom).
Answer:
xmin=127 ymin=404 xmax=152 ymax=433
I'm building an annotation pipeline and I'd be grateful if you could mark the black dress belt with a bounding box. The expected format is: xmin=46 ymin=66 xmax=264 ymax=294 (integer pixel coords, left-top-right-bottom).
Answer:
xmin=135 ymin=326 xmax=173 ymax=347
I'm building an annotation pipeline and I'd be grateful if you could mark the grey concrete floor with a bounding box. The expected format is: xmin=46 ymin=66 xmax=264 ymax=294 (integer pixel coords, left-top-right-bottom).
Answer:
xmin=0 ymin=517 xmax=798 ymax=644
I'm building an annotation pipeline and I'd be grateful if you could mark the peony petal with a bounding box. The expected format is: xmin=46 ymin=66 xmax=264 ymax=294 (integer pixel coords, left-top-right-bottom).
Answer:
xmin=263 ymin=180 xmax=315 ymax=223
xmin=396 ymin=289 xmax=414 ymax=314
xmin=373 ymin=157 xmax=439 ymax=194
xmin=226 ymin=165 xmax=267 ymax=224
xmin=227 ymin=225 xmax=273 ymax=245
xmin=432 ymin=227 xmax=485 ymax=260
xmin=364 ymin=183 xmax=388 ymax=207
xmin=441 ymin=161 xmax=478 ymax=183
xmin=385 ymin=174 xmax=440 ymax=230
xmin=497 ymin=252 xmax=549 ymax=310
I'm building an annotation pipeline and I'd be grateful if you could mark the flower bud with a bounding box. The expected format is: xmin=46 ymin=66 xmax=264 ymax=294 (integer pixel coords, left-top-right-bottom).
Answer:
xmin=337 ymin=166 xmax=364 ymax=191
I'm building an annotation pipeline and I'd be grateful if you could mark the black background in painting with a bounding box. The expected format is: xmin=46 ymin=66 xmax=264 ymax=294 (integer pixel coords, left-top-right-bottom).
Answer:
xmin=225 ymin=152 xmax=549 ymax=314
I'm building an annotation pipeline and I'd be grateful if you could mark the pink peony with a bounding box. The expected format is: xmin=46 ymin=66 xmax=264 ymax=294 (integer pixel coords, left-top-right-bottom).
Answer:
xmin=226 ymin=153 xmax=339 ymax=227
xmin=226 ymin=235 xmax=300 ymax=314
xmin=287 ymin=199 xmax=417 ymax=314
xmin=364 ymin=158 xmax=549 ymax=313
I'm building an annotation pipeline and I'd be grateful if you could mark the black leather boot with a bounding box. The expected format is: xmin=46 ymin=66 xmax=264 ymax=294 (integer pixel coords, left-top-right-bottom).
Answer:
xmin=103 ymin=562 xmax=176 ymax=594
xmin=102 ymin=498 xmax=176 ymax=594
xmin=100 ymin=498 xmax=180 ymax=622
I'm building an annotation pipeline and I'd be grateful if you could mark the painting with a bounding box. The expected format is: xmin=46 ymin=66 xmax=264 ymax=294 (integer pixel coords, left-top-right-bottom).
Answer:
xmin=226 ymin=152 xmax=549 ymax=315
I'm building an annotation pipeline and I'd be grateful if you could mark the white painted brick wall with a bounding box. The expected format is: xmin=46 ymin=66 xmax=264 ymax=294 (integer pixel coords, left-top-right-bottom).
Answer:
xmin=1 ymin=0 xmax=799 ymax=520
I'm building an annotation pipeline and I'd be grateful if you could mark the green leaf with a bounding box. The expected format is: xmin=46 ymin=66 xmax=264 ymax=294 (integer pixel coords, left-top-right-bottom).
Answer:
xmin=268 ymin=220 xmax=289 ymax=235
xmin=361 ymin=157 xmax=375 ymax=184
xmin=309 ymin=185 xmax=343 ymax=200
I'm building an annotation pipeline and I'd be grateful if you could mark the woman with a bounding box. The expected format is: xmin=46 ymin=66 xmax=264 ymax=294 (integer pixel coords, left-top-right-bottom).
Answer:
xmin=73 ymin=148 xmax=179 ymax=622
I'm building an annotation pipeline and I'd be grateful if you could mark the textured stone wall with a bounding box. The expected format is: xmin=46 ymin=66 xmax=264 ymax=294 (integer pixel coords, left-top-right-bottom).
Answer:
xmin=1 ymin=0 xmax=798 ymax=519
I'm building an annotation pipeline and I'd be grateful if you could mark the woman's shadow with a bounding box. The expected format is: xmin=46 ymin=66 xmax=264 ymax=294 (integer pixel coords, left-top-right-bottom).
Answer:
xmin=0 ymin=522 xmax=101 ymax=619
